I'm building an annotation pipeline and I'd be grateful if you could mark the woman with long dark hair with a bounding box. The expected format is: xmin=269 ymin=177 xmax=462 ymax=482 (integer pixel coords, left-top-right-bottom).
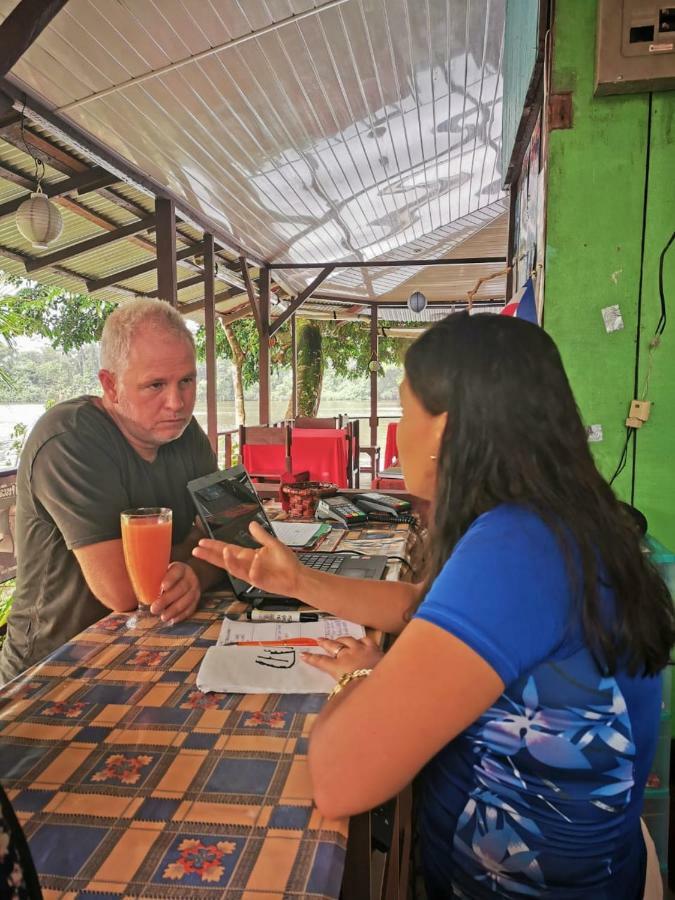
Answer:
xmin=194 ymin=313 xmax=674 ymax=898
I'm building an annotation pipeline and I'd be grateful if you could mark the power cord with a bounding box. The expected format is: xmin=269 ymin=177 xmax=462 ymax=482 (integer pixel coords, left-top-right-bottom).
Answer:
xmin=609 ymin=228 xmax=673 ymax=487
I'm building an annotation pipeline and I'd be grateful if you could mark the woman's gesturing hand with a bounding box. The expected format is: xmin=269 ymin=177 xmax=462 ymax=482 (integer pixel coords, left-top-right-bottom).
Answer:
xmin=192 ymin=520 xmax=303 ymax=599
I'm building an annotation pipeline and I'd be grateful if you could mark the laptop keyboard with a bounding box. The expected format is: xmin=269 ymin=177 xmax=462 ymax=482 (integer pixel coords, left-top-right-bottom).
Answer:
xmin=297 ymin=552 xmax=345 ymax=573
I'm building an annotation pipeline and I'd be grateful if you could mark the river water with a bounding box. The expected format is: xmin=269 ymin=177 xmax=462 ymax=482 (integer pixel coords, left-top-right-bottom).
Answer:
xmin=0 ymin=400 xmax=401 ymax=468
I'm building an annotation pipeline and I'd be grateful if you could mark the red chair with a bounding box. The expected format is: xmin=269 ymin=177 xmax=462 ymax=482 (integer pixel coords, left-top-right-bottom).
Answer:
xmin=239 ymin=425 xmax=292 ymax=484
xmin=384 ymin=422 xmax=399 ymax=469
xmin=294 ymin=416 xmax=343 ymax=429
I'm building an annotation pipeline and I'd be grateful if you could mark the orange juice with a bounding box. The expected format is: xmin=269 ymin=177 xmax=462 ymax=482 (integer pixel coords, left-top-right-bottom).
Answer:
xmin=121 ymin=511 xmax=172 ymax=605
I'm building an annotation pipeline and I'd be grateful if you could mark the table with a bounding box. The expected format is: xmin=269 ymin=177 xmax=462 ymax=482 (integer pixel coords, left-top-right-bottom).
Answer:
xmin=291 ymin=429 xmax=348 ymax=488
xmin=0 ymin=524 xmax=413 ymax=899
xmin=384 ymin=423 xmax=399 ymax=470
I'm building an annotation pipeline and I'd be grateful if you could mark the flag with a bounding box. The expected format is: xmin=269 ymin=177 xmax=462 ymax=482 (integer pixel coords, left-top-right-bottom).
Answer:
xmin=500 ymin=276 xmax=538 ymax=324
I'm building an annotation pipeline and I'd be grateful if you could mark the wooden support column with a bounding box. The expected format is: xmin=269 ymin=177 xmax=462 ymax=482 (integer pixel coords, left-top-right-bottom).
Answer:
xmin=370 ymin=304 xmax=378 ymax=448
xmin=155 ymin=197 xmax=177 ymax=306
xmin=203 ymin=233 xmax=218 ymax=454
xmin=258 ymin=266 xmax=271 ymax=425
xmin=290 ymin=314 xmax=297 ymax=420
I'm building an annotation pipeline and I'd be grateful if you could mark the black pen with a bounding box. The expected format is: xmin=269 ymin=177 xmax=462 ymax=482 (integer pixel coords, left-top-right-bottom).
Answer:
xmin=246 ymin=610 xmax=319 ymax=622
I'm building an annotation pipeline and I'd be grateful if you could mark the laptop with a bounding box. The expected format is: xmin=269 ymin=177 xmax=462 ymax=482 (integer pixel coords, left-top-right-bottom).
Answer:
xmin=188 ymin=464 xmax=388 ymax=609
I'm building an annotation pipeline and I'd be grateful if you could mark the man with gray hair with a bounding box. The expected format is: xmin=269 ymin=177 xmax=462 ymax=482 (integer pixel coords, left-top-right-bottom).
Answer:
xmin=0 ymin=299 xmax=220 ymax=685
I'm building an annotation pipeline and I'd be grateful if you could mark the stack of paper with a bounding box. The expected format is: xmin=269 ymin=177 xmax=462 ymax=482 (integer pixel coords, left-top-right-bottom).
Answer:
xmin=271 ymin=521 xmax=328 ymax=547
xmin=196 ymin=618 xmax=366 ymax=695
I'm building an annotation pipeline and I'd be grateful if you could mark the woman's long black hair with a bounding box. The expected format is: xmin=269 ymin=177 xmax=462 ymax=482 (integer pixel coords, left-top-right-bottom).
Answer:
xmin=405 ymin=312 xmax=674 ymax=676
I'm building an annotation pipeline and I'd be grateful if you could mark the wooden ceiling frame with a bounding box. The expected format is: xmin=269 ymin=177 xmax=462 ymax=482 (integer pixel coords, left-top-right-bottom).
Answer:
xmin=85 ymin=241 xmax=204 ymax=294
xmin=24 ymin=215 xmax=156 ymax=274
xmin=0 ymin=104 xmax=244 ymax=293
xmin=0 ymin=0 xmax=71 ymax=80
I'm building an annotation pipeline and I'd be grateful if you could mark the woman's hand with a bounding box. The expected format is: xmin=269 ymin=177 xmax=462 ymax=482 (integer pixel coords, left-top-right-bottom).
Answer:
xmin=301 ymin=635 xmax=383 ymax=679
xmin=192 ymin=520 xmax=303 ymax=599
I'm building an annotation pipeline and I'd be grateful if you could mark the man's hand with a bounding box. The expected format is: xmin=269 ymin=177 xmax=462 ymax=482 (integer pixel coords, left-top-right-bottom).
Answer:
xmin=150 ymin=562 xmax=200 ymax=624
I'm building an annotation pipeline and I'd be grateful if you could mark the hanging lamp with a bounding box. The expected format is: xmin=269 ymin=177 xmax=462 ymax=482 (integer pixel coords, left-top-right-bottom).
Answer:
xmin=407 ymin=290 xmax=427 ymax=314
xmin=14 ymin=107 xmax=63 ymax=249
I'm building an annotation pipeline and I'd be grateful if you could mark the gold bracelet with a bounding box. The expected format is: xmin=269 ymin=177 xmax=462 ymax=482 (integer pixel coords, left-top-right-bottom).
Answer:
xmin=327 ymin=668 xmax=372 ymax=700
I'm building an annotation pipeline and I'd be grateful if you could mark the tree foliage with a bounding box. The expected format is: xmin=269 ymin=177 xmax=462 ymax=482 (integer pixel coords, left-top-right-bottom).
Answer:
xmin=0 ymin=279 xmax=115 ymax=352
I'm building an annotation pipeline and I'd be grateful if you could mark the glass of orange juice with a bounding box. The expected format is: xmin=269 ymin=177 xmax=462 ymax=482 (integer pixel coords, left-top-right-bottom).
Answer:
xmin=121 ymin=508 xmax=172 ymax=625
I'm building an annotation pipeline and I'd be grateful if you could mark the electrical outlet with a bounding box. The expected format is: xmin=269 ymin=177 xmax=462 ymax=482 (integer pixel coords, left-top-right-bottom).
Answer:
xmin=629 ymin=399 xmax=651 ymax=421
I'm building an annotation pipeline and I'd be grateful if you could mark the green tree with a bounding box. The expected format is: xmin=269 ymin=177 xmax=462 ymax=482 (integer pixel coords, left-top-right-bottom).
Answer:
xmin=0 ymin=279 xmax=115 ymax=351
xmin=194 ymin=314 xmax=407 ymax=423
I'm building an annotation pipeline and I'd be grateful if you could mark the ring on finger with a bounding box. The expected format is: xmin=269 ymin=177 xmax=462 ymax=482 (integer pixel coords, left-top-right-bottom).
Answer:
xmin=334 ymin=645 xmax=346 ymax=659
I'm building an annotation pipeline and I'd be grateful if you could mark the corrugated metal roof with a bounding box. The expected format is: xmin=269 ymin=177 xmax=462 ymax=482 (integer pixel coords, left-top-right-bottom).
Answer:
xmin=0 ymin=0 xmax=507 ymax=307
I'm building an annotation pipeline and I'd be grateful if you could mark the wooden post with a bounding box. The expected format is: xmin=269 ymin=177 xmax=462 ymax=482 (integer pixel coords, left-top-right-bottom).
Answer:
xmin=155 ymin=197 xmax=177 ymax=306
xmin=370 ymin=304 xmax=378 ymax=448
xmin=258 ymin=266 xmax=271 ymax=425
xmin=291 ymin=313 xmax=297 ymax=420
xmin=203 ymin=233 xmax=217 ymax=454
xmin=0 ymin=0 xmax=70 ymax=79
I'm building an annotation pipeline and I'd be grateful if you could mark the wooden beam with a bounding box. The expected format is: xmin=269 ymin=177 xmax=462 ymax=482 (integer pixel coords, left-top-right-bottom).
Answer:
xmin=175 ymin=286 xmax=242 ymax=315
xmin=270 ymin=257 xmax=506 ymax=270
xmin=0 ymin=159 xmax=35 ymax=190
xmin=85 ymin=241 xmax=203 ymax=294
xmin=258 ymin=267 xmax=271 ymax=425
xmin=155 ymin=197 xmax=177 ymax=306
xmin=0 ymin=169 xmax=119 ymax=220
xmin=0 ymin=0 xmax=70 ymax=79
xmin=148 ymin=274 xmax=203 ymax=298
xmin=203 ymin=234 xmax=218 ymax=453
xmin=269 ymin=265 xmax=335 ymax=336
xmin=0 ymin=240 xmax=140 ymax=296
xmin=0 ymin=122 xmax=88 ymax=173
xmin=25 ymin=215 xmax=156 ymax=273
xmin=217 ymin=302 xmax=251 ymax=326
xmin=239 ymin=256 xmax=261 ymax=331
xmin=370 ymin=305 xmax=378 ymax=448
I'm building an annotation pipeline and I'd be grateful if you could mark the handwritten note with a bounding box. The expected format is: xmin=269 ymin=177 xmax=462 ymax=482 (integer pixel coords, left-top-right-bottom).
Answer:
xmin=196 ymin=617 xmax=366 ymax=694
xmin=216 ymin=618 xmax=365 ymax=646
xmin=197 ymin=645 xmax=335 ymax=694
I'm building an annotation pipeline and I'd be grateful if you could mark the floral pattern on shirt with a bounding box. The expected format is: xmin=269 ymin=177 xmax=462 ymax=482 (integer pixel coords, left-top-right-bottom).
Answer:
xmin=448 ymin=664 xmax=639 ymax=897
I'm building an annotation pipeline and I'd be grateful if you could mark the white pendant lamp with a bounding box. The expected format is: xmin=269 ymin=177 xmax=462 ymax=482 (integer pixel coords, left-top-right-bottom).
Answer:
xmin=16 ymin=186 xmax=64 ymax=249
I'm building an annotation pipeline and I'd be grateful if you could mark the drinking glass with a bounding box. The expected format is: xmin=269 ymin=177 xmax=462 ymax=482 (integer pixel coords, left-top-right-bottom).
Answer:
xmin=121 ymin=507 xmax=172 ymax=628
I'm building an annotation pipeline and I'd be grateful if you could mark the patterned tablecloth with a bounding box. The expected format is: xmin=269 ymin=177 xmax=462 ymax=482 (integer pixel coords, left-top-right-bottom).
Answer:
xmin=0 ymin=523 xmax=414 ymax=899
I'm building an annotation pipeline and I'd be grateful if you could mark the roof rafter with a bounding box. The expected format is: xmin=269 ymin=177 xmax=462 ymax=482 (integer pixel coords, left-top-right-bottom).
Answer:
xmin=86 ymin=241 xmax=204 ymax=294
xmin=269 ymin=266 xmax=336 ymax=337
xmin=0 ymin=0 xmax=70 ymax=79
xmin=24 ymin=214 xmax=156 ymax=273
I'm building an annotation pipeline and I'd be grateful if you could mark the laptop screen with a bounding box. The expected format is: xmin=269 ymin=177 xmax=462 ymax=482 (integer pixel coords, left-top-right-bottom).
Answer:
xmin=189 ymin=465 xmax=273 ymax=548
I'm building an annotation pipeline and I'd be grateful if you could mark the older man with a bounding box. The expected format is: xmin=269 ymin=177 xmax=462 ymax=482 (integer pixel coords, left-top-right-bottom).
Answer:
xmin=0 ymin=299 xmax=220 ymax=685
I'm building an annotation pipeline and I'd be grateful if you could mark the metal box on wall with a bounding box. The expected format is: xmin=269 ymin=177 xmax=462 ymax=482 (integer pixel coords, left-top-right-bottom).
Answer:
xmin=596 ymin=1 xmax=675 ymax=94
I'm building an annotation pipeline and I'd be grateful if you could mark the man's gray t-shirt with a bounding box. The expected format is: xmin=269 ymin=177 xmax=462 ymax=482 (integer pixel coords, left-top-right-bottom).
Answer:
xmin=0 ymin=396 xmax=217 ymax=685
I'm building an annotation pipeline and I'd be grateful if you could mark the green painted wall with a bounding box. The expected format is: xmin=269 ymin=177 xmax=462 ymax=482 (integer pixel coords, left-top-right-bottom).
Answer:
xmin=544 ymin=0 xmax=675 ymax=550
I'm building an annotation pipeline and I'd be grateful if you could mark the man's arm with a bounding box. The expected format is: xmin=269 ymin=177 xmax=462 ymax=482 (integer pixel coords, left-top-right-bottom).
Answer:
xmin=74 ymin=530 xmax=222 ymax=622
xmin=73 ymin=540 xmax=138 ymax=612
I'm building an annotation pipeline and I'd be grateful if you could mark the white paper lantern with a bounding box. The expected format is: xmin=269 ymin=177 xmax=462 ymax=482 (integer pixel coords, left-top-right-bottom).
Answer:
xmin=16 ymin=192 xmax=63 ymax=249
xmin=408 ymin=290 xmax=427 ymax=314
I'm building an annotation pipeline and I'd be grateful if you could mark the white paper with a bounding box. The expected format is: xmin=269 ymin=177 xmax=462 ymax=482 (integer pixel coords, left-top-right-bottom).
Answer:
xmin=197 ymin=645 xmax=335 ymax=694
xmin=216 ymin=617 xmax=365 ymax=646
xmin=271 ymin=521 xmax=323 ymax=546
